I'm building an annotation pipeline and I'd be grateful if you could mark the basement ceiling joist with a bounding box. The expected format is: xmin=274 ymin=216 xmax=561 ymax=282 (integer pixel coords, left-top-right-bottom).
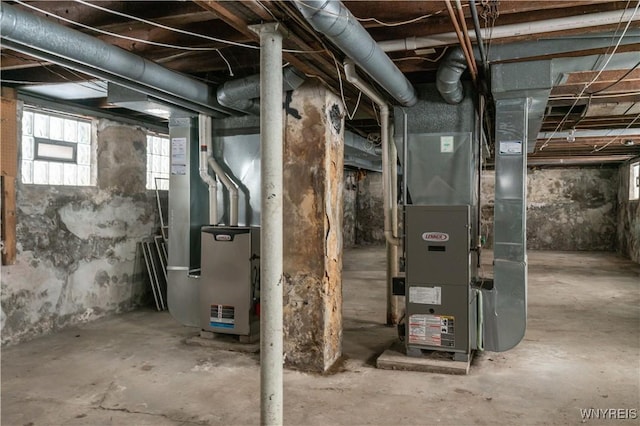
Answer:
xmin=1 ymin=0 xmax=639 ymax=164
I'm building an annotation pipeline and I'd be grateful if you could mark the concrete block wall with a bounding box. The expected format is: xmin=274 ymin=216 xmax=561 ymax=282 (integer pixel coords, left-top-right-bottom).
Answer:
xmin=616 ymin=159 xmax=640 ymax=263
xmin=1 ymin=114 xmax=159 ymax=345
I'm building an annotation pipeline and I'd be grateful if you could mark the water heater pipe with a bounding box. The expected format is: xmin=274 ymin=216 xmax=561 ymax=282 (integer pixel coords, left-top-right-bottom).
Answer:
xmin=198 ymin=114 xmax=239 ymax=227
xmin=197 ymin=114 xmax=218 ymax=225
xmin=343 ymin=60 xmax=401 ymax=247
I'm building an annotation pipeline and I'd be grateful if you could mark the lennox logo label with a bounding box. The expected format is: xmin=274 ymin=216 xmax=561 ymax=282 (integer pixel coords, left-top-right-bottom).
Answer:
xmin=422 ymin=232 xmax=449 ymax=242
xmin=215 ymin=234 xmax=232 ymax=241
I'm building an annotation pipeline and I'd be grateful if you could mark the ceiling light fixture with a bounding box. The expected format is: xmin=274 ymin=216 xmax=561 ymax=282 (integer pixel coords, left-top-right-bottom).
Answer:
xmin=623 ymin=139 xmax=636 ymax=146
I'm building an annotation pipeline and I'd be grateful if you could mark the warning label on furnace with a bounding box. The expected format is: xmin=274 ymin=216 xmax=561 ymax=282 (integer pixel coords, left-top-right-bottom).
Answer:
xmin=408 ymin=314 xmax=455 ymax=347
xmin=409 ymin=286 xmax=441 ymax=305
xmin=210 ymin=304 xmax=235 ymax=329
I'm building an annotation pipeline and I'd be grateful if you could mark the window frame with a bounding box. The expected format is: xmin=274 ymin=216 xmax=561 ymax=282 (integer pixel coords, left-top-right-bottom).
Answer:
xmin=630 ymin=161 xmax=640 ymax=201
xmin=146 ymin=132 xmax=170 ymax=191
xmin=21 ymin=106 xmax=95 ymax=187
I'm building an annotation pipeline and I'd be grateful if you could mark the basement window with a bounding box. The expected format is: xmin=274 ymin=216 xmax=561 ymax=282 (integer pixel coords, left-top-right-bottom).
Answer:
xmin=146 ymin=133 xmax=170 ymax=190
xmin=21 ymin=108 xmax=94 ymax=186
xmin=630 ymin=161 xmax=640 ymax=201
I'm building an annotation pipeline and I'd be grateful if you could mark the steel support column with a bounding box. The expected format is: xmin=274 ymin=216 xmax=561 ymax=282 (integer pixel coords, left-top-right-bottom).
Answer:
xmin=249 ymin=22 xmax=286 ymax=426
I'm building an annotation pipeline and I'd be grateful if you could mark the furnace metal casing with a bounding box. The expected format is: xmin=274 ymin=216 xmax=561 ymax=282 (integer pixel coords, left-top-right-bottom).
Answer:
xmin=200 ymin=226 xmax=260 ymax=337
xmin=405 ymin=205 xmax=476 ymax=357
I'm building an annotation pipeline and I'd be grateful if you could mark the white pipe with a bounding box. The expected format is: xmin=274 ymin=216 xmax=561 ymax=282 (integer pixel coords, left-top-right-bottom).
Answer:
xmin=251 ymin=22 xmax=285 ymax=426
xmin=343 ymin=60 xmax=401 ymax=247
xmin=197 ymin=114 xmax=218 ymax=225
xmin=198 ymin=114 xmax=239 ymax=227
xmin=379 ymin=8 xmax=640 ymax=52
xmin=207 ymin=158 xmax=238 ymax=227
xmin=386 ymin=123 xmax=400 ymax=325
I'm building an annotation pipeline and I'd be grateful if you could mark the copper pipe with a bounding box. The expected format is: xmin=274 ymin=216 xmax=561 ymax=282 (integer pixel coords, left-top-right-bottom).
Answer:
xmin=455 ymin=0 xmax=478 ymax=77
xmin=444 ymin=0 xmax=477 ymax=83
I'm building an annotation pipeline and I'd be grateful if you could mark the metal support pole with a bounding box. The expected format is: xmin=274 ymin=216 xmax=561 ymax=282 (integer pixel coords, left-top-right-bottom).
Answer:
xmin=249 ymin=22 xmax=285 ymax=426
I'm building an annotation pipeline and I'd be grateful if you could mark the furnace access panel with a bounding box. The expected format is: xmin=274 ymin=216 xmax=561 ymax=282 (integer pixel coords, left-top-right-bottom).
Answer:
xmin=405 ymin=205 xmax=473 ymax=355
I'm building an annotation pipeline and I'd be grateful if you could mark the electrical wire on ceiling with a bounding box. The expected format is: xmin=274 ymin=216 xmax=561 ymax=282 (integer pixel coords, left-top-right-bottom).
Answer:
xmin=588 ymin=60 xmax=640 ymax=95
xmin=15 ymin=0 xmax=239 ymax=75
xmin=591 ymin=112 xmax=640 ymax=152
xmin=293 ymin=0 xmax=464 ymax=27
xmin=72 ymin=0 xmax=322 ymax=54
xmin=538 ymin=0 xmax=640 ymax=151
xmin=549 ymin=91 xmax=640 ymax=100
xmin=255 ymin=0 xmax=278 ymax=21
xmin=391 ymin=47 xmax=449 ymax=63
xmin=328 ymin=50 xmax=362 ymax=121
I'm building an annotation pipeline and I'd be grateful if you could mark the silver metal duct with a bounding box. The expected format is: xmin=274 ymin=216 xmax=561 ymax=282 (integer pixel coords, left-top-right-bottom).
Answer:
xmin=436 ymin=48 xmax=467 ymax=105
xmin=216 ymin=67 xmax=306 ymax=115
xmin=436 ymin=32 xmax=640 ymax=104
xmin=0 ymin=2 xmax=229 ymax=117
xmin=482 ymin=98 xmax=528 ymax=352
xmin=295 ymin=0 xmax=417 ymax=107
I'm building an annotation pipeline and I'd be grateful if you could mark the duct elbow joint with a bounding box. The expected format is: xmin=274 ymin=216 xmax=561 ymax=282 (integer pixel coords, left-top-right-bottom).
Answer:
xmin=436 ymin=48 xmax=467 ymax=104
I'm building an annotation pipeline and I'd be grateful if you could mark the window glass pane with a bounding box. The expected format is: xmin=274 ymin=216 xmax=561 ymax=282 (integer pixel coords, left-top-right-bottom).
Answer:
xmin=22 ymin=136 xmax=34 ymax=160
xmin=64 ymin=163 xmax=77 ymax=186
xmin=37 ymin=142 xmax=75 ymax=161
xmin=77 ymin=144 xmax=91 ymax=166
xmin=152 ymin=136 xmax=161 ymax=155
xmin=147 ymin=172 xmax=153 ymax=190
xmin=34 ymin=113 xmax=49 ymax=138
xmin=49 ymin=162 xmax=63 ymax=185
xmin=77 ymin=165 xmax=90 ymax=186
xmin=22 ymin=111 xmax=33 ymax=136
xmin=78 ymin=122 xmax=91 ymax=144
xmin=153 ymin=155 xmax=161 ymax=174
xmin=64 ymin=119 xmax=78 ymax=142
xmin=161 ymin=137 xmax=170 ymax=156
xmin=632 ymin=163 xmax=640 ymax=200
xmin=21 ymin=160 xmax=33 ymax=184
xmin=33 ymin=161 xmax=49 ymax=184
xmin=161 ymin=156 xmax=170 ymax=174
xmin=50 ymin=116 xmax=64 ymax=141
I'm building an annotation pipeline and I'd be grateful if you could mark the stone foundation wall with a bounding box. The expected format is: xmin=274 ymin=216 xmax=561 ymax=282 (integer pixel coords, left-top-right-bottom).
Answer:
xmin=481 ymin=167 xmax=618 ymax=251
xmin=1 ymin=116 xmax=159 ymax=345
xmin=616 ymin=159 xmax=640 ymax=263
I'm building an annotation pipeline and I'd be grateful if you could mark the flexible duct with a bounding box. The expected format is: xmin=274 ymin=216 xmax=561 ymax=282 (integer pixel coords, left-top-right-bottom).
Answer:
xmin=217 ymin=67 xmax=306 ymax=115
xmin=197 ymin=115 xmax=218 ymax=225
xmin=295 ymin=0 xmax=417 ymax=107
xmin=198 ymin=114 xmax=239 ymax=227
xmin=0 ymin=2 xmax=230 ymax=116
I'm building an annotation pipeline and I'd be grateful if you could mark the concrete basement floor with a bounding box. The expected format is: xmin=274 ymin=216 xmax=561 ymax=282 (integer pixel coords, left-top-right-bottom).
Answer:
xmin=2 ymin=247 xmax=639 ymax=426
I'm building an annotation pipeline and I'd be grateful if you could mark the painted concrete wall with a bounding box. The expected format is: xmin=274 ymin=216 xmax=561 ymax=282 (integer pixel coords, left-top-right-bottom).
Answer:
xmin=1 ymin=117 xmax=159 ymax=345
xmin=616 ymin=159 xmax=640 ymax=263
xmin=481 ymin=167 xmax=618 ymax=251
